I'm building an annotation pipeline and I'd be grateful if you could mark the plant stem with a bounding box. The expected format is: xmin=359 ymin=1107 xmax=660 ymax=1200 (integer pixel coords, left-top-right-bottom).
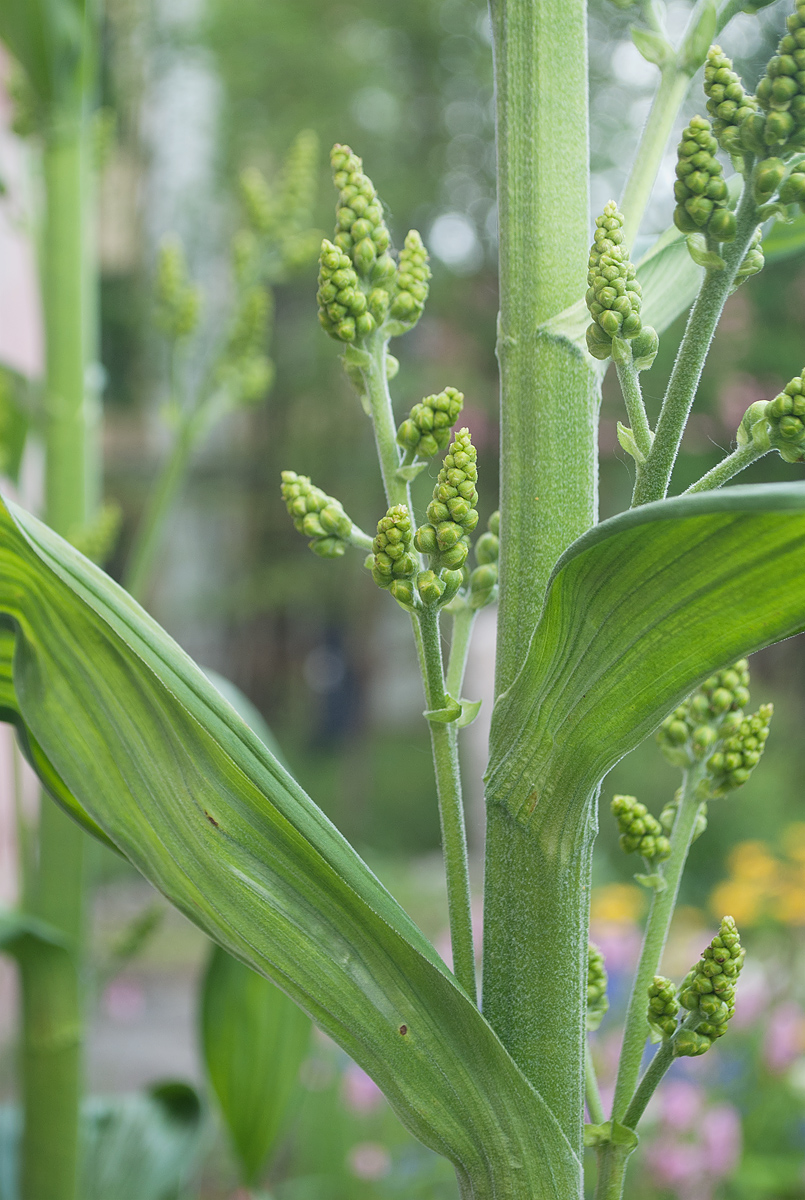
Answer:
xmin=622 ymin=1039 xmax=674 ymax=1129
xmin=361 ymin=337 xmax=409 ymax=510
xmin=486 ymin=1 xmax=595 ymax=1166
xmin=586 ymin=1041 xmax=606 ymax=1126
xmin=684 ymin=442 xmax=770 ymax=493
xmin=124 ymin=411 xmax=200 ymax=602
xmin=633 ymin=177 xmax=758 ymax=505
xmin=416 ymin=605 xmax=477 ymax=1003
xmin=594 ymin=1143 xmax=634 ymax=1200
xmin=620 ymin=68 xmax=691 ymax=248
xmin=21 ymin=108 xmax=98 ymax=1200
xmin=716 ymin=0 xmax=744 ymax=33
xmin=446 ymin=603 xmax=476 ymax=700
xmin=611 ymin=765 xmax=705 ymax=1122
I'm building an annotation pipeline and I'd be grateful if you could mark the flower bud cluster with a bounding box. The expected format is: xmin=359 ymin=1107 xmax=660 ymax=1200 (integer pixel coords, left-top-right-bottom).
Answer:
xmin=585 ymin=203 xmax=657 ymax=365
xmin=372 ymin=505 xmax=419 ymax=607
xmin=587 ymin=943 xmax=609 ymax=1032
xmin=765 ymin=367 xmax=805 ymax=460
xmin=469 ymin=510 xmax=499 ymax=610
xmin=647 ymin=976 xmax=680 ymax=1041
xmin=610 ymin=794 xmax=671 ymax=866
xmin=673 ymin=116 xmax=735 ymax=240
xmin=396 ymin=388 xmax=464 ymax=459
xmin=734 ymin=226 xmax=765 ymax=287
xmin=318 ymin=146 xmax=430 ymax=345
xmin=239 ymin=132 xmax=321 ymax=275
xmin=706 ymin=704 xmax=773 ymax=797
xmin=742 ymin=3 xmax=805 ymax=156
xmin=676 ymin=917 xmax=745 ymax=1057
xmin=281 ymin=471 xmax=354 ymax=558
xmin=411 ymin=430 xmax=479 ymax=608
xmin=154 ymin=240 xmax=200 ymax=341
xmin=704 ymin=46 xmax=759 ymax=157
xmin=657 ymin=660 xmax=751 ymax=767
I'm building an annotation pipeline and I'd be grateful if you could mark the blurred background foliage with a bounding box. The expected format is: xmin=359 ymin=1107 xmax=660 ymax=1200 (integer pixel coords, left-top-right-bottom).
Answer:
xmin=2 ymin=0 xmax=805 ymax=1195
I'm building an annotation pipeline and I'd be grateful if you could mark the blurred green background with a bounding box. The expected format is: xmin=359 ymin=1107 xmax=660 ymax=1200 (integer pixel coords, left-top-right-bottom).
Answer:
xmin=2 ymin=0 xmax=805 ymax=1196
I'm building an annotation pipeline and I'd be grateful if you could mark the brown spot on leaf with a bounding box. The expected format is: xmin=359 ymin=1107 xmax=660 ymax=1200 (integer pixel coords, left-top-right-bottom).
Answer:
xmin=399 ymin=1024 xmax=407 ymax=1035
xmin=204 ymin=811 xmax=219 ymax=828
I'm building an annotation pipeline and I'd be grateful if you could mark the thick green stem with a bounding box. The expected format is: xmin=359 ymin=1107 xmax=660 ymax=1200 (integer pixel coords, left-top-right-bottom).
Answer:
xmin=124 ymin=412 xmax=199 ymax=602
xmin=485 ymin=1 xmax=595 ymax=1167
xmin=417 ymin=606 xmax=477 ymax=1003
xmin=620 ymin=68 xmax=691 ymax=248
xmin=20 ymin=110 xmax=99 ymax=1200
xmin=684 ymin=443 xmax=770 ymax=493
xmin=594 ymin=1143 xmax=634 ymax=1200
xmin=611 ymin=765 xmax=705 ymax=1122
xmin=633 ymin=180 xmax=759 ymax=505
xmin=586 ymin=1041 xmax=606 ymax=1126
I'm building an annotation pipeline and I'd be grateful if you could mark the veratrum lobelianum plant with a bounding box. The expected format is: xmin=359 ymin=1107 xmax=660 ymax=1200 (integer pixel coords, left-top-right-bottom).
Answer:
xmin=5 ymin=1 xmax=805 ymax=1196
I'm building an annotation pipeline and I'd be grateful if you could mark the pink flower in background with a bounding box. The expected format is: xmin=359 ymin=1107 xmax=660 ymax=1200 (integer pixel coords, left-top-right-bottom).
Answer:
xmin=764 ymin=1003 xmax=805 ymax=1073
xmin=657 ymin=1079 xmax=705 ymax=1132
xmin=589 ymin=920 xmax=642 ymax=974
xmin=701 ymin=1105 xmax=742 ymax=1176
xmin=102 ymin=978 xmax=146 ymax=1023
xmin=342 ymin=1062 xmax=385 ymax=1114
xmin=347 ymin=1141 xmax=392 ymax=1180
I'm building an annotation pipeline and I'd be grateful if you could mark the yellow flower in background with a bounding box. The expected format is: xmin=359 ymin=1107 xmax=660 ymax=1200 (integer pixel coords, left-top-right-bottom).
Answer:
xmin=709 ymin=878 xmax=765 ymax=926
xmin=709 ymin=826 xmax=805 ymax=928
xmin=727 ymin=841 xmax=778 ymax=882
xmin=591 ymin=882 xmax=646 ymax=924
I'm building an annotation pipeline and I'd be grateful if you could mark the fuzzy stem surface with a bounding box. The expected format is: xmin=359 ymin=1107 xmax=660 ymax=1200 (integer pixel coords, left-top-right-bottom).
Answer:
xmin=485 ymin=0 xmax=596 ymax=1169
xmin=446 ymin=603 xmax=476 ymax=700
xmin=586 ymin=1041 xmax=606 ymax=1126
xmin=611 ymin=765 xmax=705 ymax=1122
xmin=361 ymin=337 xmax=409 ymax=510
xmin=684 ymin=442 xmax=769 ymax=493
xmin=417 ymin=605 xmax=477 ymax=1003
xmin=620 ymin=68 xmax=691 ymax=248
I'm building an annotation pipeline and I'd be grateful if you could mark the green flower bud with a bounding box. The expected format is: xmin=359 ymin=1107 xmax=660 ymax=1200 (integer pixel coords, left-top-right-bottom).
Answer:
xmin=585 ymin=202 xmax=645 ymax=361
xmin=753 ymin=156 xmax=787 ymax=203
xmin=647 ymin=976 xmax=680 ymax=1041
xmin=675 ymin=917 xmax=745 ymax=1056
xmin=281 ymin=471 xmax=356 ymax=558
xmin=216 ymin=285 xmax=274 ymax=403
xmin=705 ymin=703 xmax=773 ymax=797
xmin=780 ymin=168 xmax=805 ymax=202
xmin=396 ymin=387 xmax=464 ymax=458
xmin=703 ymin=46 xmax=759 ymax=161
xmin=610 ymin=794 xmax=671 ymax=866
xmin=631 ymin=325 xmax=660 ymax=371
xmin=416 ymin=569 xmax=445 ymax=605
xmin=587 ymin=944 xmax=609 ymax=1032
xmin=765 ymin=367 xmax=805 ymax=461
xmin=469 ymin=563 xmax=498 ymax=609
xmin=387 ymin=230 xmax=431 ymax=335
xmin=474 ymin=531 xmax=500 ymax=565
xmin=733 ymin=226 xmax=765 ymax=289
xmin=750 ymin=9 xmax=805 ymax=157
xmin=154 ymin=238 xmax=201 ymax=340
xmin=372 ymin=505 xmax=418 ymax=594
xmin=737 ymin=399 xmax=772 ymax=454
xmin=673 ymin=116 xmax=735 ymax=242
xmin=657 ymin=660 xmax=751 ymax=767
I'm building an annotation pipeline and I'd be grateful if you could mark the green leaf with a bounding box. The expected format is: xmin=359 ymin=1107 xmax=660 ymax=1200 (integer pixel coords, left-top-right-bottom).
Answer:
xmin=685 ymin=234 xmax=725 ymax=271
xmin=395 ymin=461 xmax=428 ymax=482
xmin=487 ymin=484 xmax=805 ymax=850
xmin=456 ymin=697 xmax=483 ymax=728
xmin=201 ymin=943 xmax=310 ymax=1184
xmin=630 ymin=25 xmax=673 ymax=68
xmin=0 ymin=495 xmax=579 ymax=1196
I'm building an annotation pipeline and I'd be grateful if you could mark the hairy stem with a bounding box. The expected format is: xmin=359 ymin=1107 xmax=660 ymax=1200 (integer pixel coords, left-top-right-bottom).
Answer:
xmin=684 ymin=442 xmax=770 ymax=493
xmin=416 ymin=606 xmax=477 ymax=1002
xmin=622 ymin=1038 xmax=674 ymax=1129
xmin=446 ymin=603 xmax=477 ymax=700
xmin=486 ymin=1 xmax=595 ymax=1166
xmin=611 ymin=765 xmax=705 ymax=1122
xmin=633 ymin=179 xmax=758 ymax=505
xmin=586 ymin=1041 xmax=606 ymax=1126
xmin=361 ymin=337 xmax=409 ymax=510
xmin=594 ymin=1143 xmax=635 ymax=1200
xmin=620 ymin=68 xmax=691 ymax=248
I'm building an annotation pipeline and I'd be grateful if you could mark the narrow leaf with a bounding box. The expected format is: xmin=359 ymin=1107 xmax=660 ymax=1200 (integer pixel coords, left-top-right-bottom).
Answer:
xmin=201 ymin=943 xmax=310 ymax=1184
xmin=487 ymin=485 xmax=805 ymax=852
xmin=0 ymin=495 xmax=579 ymax=1196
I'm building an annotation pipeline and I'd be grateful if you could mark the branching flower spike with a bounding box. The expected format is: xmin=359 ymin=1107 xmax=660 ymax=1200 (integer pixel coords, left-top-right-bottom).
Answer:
xmin=587 ymin=944 xmax=609 ymax=1032
xmin=705 ymin=703 xmax=773 ymax=797
xmin=673 ymin=116 xmax=735 ymax=241
xmin=585 ymin=202 xmax=657 ymax=366
xmin=154 ymin=239 xmax=200 ymax=341
xmin=676 ymin=917 xmax=745 ymax=1057
xmin=764 ymin=367 xmax=805 ymax=460
xmin=387 ymin=230 xmax=431 ymax=335
xmin=647 ymin=976 xmax=680 ymax=1041
xmin=414 ymin=428 xmax=479 ymax=606
xmin=280 ymin=471 xmax=356 ymax=558
xmin=743 ymin=2 xmax=805 ymax=155
xmin=657 ymin=660 xmax=751 ymax=767
xmin=610 ymin=794 xmax=671 ymax=866
xmin=396 ymin=387 xmax=464 ymax=459
xmin=468 ymin=509 xmax=500 ymax=610
xmin=372 ymin=505 xmax=418 ymax=607
xmin=703 ymin=46 xmax=758 ymax=160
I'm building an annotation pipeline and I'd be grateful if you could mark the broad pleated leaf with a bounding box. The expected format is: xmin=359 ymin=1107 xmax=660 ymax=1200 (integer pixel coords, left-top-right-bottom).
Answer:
xmin=487 ymin=484 xmax=805 ymax=849
xmin=201 ymin=944 xmax=310 ymax=1184
xmin=0 ymin=0 xmax=86 ymax=111
xmin=0 ymin=495 xmax=579 ymax=1197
